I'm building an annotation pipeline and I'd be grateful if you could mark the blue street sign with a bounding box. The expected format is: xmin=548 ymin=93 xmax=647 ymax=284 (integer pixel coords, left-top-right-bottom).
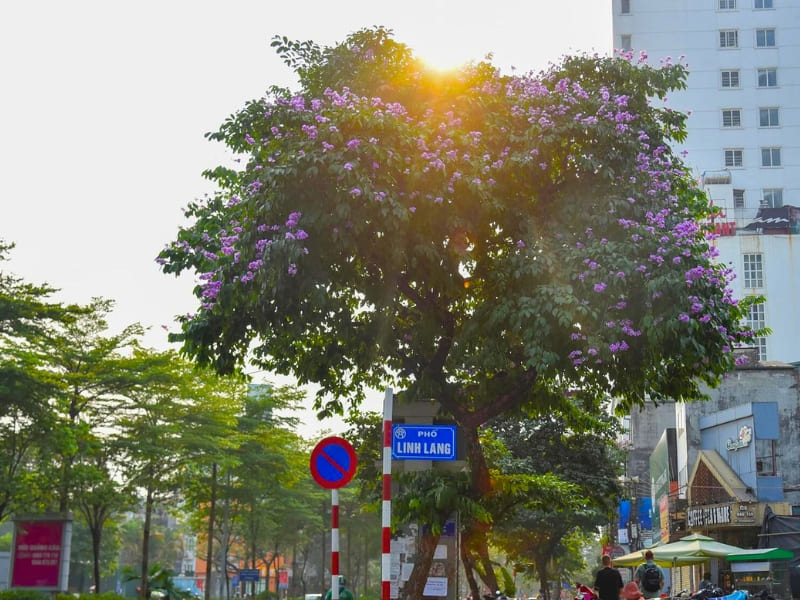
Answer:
xmin=391 ymin=424 xmax=457 ymax=461
xmin=238 ymin=569 xmax=260 ymax=582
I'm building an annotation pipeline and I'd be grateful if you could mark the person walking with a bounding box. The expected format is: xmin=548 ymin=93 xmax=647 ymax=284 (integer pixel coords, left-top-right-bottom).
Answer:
xmin=698 ymin=573 xmax=712 ymax=591
xmin=324 ymin=576 xmax=354 ymax=600
xmin=593 ymin=554 xmax=623 ymax=600
xmin=622 ymin=582 xmax=643 ymax=600
xmin=634 ymin=551 xmax=664 ymax=599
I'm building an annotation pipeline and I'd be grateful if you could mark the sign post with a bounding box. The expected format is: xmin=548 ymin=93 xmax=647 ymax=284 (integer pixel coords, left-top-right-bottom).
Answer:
xmin=310 ymin=437 xmax=357 ymax=600
xmin=381 ymin=388 xmax=393 ymax=600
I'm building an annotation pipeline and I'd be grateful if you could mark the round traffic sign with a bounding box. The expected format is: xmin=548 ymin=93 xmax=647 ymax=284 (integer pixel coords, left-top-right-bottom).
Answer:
xmin=309 ymin=436 xmax=357 ymax=489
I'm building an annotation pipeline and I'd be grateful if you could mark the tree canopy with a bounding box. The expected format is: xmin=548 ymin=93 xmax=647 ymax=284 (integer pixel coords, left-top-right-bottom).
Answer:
xmin=159 ymin=30 xmax=756 ymax=599
xmin=160 ymin=28 xmax=754 ymax=421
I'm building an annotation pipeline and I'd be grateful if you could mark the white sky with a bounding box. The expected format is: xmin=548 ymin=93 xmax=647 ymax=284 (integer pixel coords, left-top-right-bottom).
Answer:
xmin=0 ymin=1 xmax=612 ymax=436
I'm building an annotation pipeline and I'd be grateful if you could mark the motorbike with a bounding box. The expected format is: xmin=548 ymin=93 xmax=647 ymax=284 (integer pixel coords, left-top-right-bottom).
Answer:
xmin=573 ymin=584 xmax=597 ymax=600
xmin=689 ymin=588 xmax=727 ymax=600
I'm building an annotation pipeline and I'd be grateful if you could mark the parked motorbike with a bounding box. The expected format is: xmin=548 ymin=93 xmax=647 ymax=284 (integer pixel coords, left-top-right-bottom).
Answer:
xmin=573 ymin=584 xmax=597 ymax=600
xmin=755 ymin=589 xmax=775 ymax=600
xmin=689 ymin=587 xmax=727 ymax=600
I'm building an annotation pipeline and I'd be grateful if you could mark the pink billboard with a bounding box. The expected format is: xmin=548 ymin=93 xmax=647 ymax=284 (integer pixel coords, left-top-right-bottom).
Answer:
xmin=11 ymin=518 xmax=67 ymax=589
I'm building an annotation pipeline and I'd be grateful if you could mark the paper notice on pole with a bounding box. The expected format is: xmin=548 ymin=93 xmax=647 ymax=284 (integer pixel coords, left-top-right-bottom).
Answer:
xmin=423 ymin=577 xmax=448 ymax=597
xmin=433 ymin=544 xmax=447 ymax=559
xmin=400 ymin=562 xmax=414 ymax=582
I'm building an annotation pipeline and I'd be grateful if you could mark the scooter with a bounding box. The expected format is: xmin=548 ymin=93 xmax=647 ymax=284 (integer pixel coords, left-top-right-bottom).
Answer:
xmin=573 ymin=584 xmax=597 ymax=600
xmin=689 ymin=588 xmax=727 ymax=600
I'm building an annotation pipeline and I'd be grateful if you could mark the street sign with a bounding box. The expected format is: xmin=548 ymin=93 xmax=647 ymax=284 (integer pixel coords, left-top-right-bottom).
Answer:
xmin=391 ymin=424 xmax=457 ymax=461
xmin=238 ymin=569 xmax=260 ymax=582
xmin=309 ymin=436 xmax=357 ymax=489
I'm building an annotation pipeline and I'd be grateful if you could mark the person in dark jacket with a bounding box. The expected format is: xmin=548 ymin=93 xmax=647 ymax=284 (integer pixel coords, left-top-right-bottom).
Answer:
xmin=594 ymin=554 xmax=624 ymax=600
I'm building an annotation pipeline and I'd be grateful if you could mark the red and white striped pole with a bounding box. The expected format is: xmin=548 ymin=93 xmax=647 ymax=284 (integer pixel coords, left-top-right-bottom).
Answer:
xmin=331 ymin=488 xmax=340 ymax=600
xmin=381 ymin=387 xmax=393 ymax=600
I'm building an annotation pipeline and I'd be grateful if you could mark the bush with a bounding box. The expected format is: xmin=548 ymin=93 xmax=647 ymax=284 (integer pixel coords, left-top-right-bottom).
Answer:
xmin=56 ymin=593 xmax=127 ymax=600
xmin=0 ymin=591 xmax=50 ymax=600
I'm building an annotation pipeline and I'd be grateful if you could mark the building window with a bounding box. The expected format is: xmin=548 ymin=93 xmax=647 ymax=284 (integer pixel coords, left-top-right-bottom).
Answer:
xmin=721 ymin=70 xmax=740 ymax=88
xmin=620 ymin=35 xmax=632 ymax=51
xmin=725 ymin=149 xmax=743 ymax=167
xmin=743 ymin=254 xmax=763 ymax=288
xmin=758 ymin=68 xmax=777 ymax=87
xmin=719 ymin=0 xmax=736 ymax=8
xmin=621 ymin=0 xmax=631 ymax=14
xmin=746 ymin=301 xmax=767 ymax=361
xmin=762 ymin=188 xmax=783 ymax=208
xmin=719 ymin=30 xmax=739 ymax=48
xmin=759 ymin=107 xmax=779 ymax=127
xmin=755 ymin=0 xmax=773 ymax=8
xmin=761 ymin=147 xmax=781 ymax=167
xmin=733 ymin=189 xmax=745 ymax=209
xmin=722 ymin=108 xmax=742 ymax=127
xmin=755 ymin=439 xmax=777 ymax=476
xmin=756 ymin=28 xmax=776 ymax=47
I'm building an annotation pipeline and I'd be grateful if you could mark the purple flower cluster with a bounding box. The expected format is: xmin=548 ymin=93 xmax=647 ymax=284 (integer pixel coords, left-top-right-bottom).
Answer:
xmin=156 ymin=49 xmax=750 ymax=376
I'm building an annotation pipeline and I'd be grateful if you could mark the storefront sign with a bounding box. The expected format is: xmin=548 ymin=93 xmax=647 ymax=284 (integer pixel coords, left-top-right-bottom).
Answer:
xmin=687 ymin=502 xmax=757 ymax=528
xmin=726 ymin=425 xmax=752 ymax=451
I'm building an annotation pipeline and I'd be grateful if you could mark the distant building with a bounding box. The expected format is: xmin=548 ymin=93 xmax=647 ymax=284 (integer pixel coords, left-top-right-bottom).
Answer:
xmin=612 ymin=0 xmax=800 ymax=364
xmin=626 ymin=361 xmax=800 ymax=544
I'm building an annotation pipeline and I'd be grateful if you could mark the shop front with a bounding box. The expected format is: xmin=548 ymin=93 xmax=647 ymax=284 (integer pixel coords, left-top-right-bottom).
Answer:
xmin=727 ymin=548 xmax=794 ymax=600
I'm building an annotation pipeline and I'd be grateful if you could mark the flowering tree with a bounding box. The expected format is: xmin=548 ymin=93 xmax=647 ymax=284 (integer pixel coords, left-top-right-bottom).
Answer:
xmin=160 ymin=27 xmax=754 ymax=597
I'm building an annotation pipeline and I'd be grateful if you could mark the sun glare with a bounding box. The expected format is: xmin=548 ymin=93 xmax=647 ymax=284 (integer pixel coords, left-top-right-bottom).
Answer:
xmin=419 ymin=48 xmax=470 ymax=73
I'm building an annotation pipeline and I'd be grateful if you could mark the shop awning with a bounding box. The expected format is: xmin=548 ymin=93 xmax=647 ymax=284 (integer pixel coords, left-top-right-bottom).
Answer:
xmin=727 ymin=547 xmax=794 ymax=561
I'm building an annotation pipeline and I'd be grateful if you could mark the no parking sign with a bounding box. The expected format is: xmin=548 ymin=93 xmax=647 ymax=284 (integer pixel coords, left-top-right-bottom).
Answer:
xmin=309 ymin=436 xmax=357 ymax=489
xmin=310 ymin=436 xmax=357 ymax=600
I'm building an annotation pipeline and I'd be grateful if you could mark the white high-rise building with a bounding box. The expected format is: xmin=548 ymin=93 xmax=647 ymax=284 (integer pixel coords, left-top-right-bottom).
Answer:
xmin=612 ymin=0 xmax=800 ymax=363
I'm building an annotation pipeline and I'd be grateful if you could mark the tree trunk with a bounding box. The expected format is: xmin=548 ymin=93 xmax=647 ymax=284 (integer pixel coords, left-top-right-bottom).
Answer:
xmin=141 ymin=481 xmax=154 ymax=600
xmin=535 ymin=557 xmax=550 ymax=600
xmin=400 ymin=530 xmax=441 ymax=600
xmin=222 ymin=469 xmax=232 ymax=600
xmin=90 ymin=512 xmax=105 ymax=593
xmin=475 ymin=536 xmax=500 ymax=595
xmin=205 ymin=463 xmax=218 ymax=600
xmin=320 ymin=500 xmax=327 ymax=593
xmin=460 ymin=537 xmax=481 ymax=600
xmin=250 ymin=504 xmax=257 ymax=598
xmin=363 ymin=534 xmax=368 ymax=599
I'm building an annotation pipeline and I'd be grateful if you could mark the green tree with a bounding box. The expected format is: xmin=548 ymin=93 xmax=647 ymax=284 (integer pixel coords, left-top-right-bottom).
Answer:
xmin=20 ymin=297 xmax=161 ymax=513
xmin=73 ymin=433 xmax=132 ymax=593
xmin=488 ymin=411 xmax=623 ymax=600
xmin=223 ymin=384 xmax=309 ymax=598
xmin=113 ymin=353 xmax=240 ymax=600
xmin=160 ymin=30 xmax=757 ymax=599
xmin=0 ymin=240 xmax=82 ymax=522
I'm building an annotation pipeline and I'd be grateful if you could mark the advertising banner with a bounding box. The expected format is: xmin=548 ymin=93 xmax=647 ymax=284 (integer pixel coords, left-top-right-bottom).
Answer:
xmin=11 ymin=515 xmax=72 ymax=590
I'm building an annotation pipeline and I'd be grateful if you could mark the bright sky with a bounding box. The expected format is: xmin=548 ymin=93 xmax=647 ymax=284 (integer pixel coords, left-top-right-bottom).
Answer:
xmin=1 ymin=1 xmax=611 ymax=435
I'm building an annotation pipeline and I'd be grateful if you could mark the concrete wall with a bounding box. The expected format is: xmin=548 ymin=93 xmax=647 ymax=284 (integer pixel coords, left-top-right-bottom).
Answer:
xmin=627 ymin=401 xmax=676 ymax=494
xmin=677 ymin=364 xmax=800 ymax=509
